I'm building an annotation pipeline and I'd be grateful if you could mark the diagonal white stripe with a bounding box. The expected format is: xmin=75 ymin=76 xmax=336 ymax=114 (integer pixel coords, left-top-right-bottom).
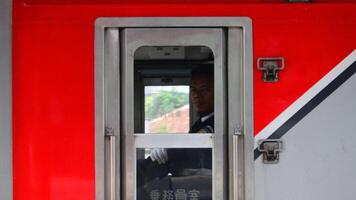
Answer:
xmin=254 ymin=50 xmax=356 ymax=149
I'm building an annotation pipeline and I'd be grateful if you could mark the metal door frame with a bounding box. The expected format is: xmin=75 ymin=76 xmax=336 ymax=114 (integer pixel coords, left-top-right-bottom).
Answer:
xmin=95 ymin=17 xmax=253 ymax=200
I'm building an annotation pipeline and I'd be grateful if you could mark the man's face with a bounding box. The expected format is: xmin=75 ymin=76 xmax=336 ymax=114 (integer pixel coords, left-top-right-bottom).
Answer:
xmin=191 ymin=74 xmax=214 ymax=115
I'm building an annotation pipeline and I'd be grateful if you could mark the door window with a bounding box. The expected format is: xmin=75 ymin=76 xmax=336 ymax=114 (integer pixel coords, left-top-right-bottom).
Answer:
xmin=134 ymin=45 xmax=215 ymax=200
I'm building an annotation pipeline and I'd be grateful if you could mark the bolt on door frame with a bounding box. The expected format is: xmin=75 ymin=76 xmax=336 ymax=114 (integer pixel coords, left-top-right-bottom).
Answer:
xmin=95 ymin=17 xmax=253 ymax=200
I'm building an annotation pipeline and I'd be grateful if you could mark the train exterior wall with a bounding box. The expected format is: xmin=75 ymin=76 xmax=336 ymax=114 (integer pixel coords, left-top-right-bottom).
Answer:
xmin=11 ymin=0 xmax=356 ymax=200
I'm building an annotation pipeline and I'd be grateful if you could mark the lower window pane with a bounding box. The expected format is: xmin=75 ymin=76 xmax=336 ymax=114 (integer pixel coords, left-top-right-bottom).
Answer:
xmin=137 ymin=148 xmax=212 ymax=200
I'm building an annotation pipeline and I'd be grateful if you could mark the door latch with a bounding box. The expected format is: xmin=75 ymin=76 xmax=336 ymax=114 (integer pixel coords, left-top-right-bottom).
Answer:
xmin=258 ymin=139 xmax=283 ymax=164
xmin=257 ymin=57 xmax=285 ymax=82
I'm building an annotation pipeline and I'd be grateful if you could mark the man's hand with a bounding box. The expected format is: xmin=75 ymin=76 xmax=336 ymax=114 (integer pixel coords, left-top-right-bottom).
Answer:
xmin=150 ymin=148 xmax=168 ymax=164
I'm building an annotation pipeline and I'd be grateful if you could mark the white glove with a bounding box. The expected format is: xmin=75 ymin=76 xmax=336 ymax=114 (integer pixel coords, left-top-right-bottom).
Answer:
xmin=150 ymin=148 xmax=168 ymax=164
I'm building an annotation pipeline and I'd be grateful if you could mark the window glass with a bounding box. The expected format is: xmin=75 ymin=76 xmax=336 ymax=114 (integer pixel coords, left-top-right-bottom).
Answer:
xmin=137 ymin=148 xmax=212 ymax=200
xmin=134 ymin=45 xmax=215 ymax=200
xmin=145 ymin=86 xmax=190 ymax=133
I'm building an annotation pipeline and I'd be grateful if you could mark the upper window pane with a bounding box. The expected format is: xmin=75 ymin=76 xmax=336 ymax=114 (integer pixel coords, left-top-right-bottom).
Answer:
xmin=134 ymin=46 xmax=214 ymax=134
xmin=145 ymin=86 xmax=190 ymax=133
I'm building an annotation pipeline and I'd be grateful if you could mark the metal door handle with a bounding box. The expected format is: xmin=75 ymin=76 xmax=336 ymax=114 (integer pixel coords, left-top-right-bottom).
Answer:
xmin=232 ymin=126 xmax=243 ymax=200
xmin=109 ymin=134 xmax=116 ymax=200
xmin=233 ymin=134 xmax=239 ymax=200
xmin=105 ymin=127 xmax=116 ymax=200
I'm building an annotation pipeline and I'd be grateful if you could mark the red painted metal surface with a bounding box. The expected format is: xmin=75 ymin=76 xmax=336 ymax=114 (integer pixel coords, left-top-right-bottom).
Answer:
xmin=12 ymin=1 xmax=356 ymax=200
xmin=23 ymin=0 xmax=356 ymax=5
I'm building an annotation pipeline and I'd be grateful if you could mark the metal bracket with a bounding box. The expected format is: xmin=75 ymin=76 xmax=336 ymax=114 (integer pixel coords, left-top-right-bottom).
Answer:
xmin=105 ymin=127 xmax=114 ymax=136
xmin=233 ymin=125 xmax=243 ymax=136
xmin=258 ymin=139 xmax=283 ymax=164
xmin=257 ymin=57 xmax=285 ymax=82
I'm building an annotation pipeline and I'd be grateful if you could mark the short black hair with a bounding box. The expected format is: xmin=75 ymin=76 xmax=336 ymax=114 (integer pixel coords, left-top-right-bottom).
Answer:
xmin=191 ymin=65 xmax=214 ymax=79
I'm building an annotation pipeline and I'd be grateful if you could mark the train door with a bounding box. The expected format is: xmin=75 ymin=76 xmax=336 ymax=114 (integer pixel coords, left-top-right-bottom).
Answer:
xmin=123 ymin=28 xmax=225 ymax=200
xmin=95 ymin=18 xmax=253 ymax=200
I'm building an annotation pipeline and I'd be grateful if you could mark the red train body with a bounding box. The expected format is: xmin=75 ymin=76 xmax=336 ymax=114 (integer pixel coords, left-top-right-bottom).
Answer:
xmin=7 ymin=0 xmax=356 ymax=199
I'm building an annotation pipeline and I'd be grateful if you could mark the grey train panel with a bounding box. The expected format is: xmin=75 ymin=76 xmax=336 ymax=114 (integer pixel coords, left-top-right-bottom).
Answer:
xmin=255 ymin=71 xmax=356 ymax=200
xmin=0 ymin=0 xmax=13 ymax=199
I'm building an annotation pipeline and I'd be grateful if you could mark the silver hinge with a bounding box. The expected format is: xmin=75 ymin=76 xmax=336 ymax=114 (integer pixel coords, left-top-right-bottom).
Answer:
xmin=258 ymin=139 xmax=283 ymax=164
xmin=257 ymin=57 xmax=285 ymax=82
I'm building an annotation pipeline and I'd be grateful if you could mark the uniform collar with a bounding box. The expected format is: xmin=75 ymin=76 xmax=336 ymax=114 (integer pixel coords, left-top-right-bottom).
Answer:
xmin=201 ymin=112 xmax=214 ymax=122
